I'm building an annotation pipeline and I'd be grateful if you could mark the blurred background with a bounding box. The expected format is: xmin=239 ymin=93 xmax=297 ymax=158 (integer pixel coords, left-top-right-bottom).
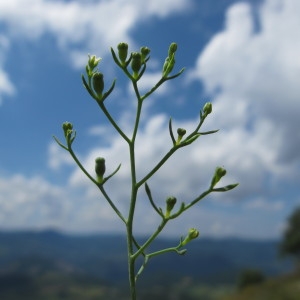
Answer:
xmin=0 ymin=0 xmax=299 ymax=298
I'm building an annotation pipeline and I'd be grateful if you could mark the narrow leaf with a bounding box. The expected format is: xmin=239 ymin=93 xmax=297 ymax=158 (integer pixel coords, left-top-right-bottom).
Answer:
xmin=212 ymin=183 xmax=239 ymax=192
xmin=145 ymin=183 xmax=163 ymax=216
xmin=169 ymin=118 xmax=176 ymax=145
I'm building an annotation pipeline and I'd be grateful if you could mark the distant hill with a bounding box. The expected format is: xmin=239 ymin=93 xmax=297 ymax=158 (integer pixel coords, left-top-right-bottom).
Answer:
xmin=0 ymin=230 xmax=293 ymax=287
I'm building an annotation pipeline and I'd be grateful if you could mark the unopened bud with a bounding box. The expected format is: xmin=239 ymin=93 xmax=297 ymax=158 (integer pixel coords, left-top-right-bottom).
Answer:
xmin=165 ymin=196 xmax=177 ymax=218
xmin=95 ymin=157 xmax=106 ymax=183
xmin=181 ymin=228 xmax=200 ymax=246
xmin=87 ymin=55 xmax=101 ymax=74
xmin=117 ymin=43 xmax=128 ymax=64
xmin=168 ymin=42 xmax=178 ymax=57
xmin=140 ymin=46 xmax=151 ymax=63
xmin=92 ymin=72 xmax=104 ymax=99
xmin=162 ymin=55 xmax=175 ymax=78
xmin=203 ymin=102 xmax=212 ymax=116
xmin=210 ymin=166 xmax=227 ymax=189
xmin=131 ymin=52 xmax=142 ymax=78
xmin=176 ymin=128 xmax=187 ymax=145
xmin=62 ymin=122 xmax=73 ymax=138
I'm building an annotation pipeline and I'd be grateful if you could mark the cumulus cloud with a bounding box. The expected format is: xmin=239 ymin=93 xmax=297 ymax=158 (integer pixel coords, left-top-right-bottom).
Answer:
xmin=0 ymin=0 xmax=192 ymax=63
xmin=190 ymin=0 xmax=300 ymax=180
xmin=0 ymin=0 xmax=192 ymax=104
xmin=0 ymin=173 xmax=127 ymax=233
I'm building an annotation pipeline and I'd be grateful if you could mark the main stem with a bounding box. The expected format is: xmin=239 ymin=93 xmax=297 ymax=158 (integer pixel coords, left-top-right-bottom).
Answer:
xmin=127 ymin=97 xmax=143 ymax=300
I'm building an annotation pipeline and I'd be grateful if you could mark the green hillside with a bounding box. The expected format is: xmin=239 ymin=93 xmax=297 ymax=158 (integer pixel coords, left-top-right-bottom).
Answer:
xmin=221 ymin=271 xmax=300 ymax=300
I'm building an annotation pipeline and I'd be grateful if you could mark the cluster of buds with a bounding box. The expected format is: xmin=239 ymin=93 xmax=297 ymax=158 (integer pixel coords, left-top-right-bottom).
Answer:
xmin=130 ymin=46 xmax=150 ymax=79
xmin=112 ymin=43 xmax=151 ymax=80
xmin=82 ymin=54 xmax=116 ymax=103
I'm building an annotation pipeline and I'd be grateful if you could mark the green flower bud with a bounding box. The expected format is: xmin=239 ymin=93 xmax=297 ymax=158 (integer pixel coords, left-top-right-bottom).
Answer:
xmin=210 ymin=166 xmax=227 ymax=189
xmin=92 ymin=72 xmax=104 ymax=99
xmin=176 ymin=128 xmax=187 ymax=145
xmin=131 ymin=52 xmax=142 ymax=78
xmin=168 ymin=42 xmax=178 ymax=57
xmin=95 ymin=157 xmax=106 ymax=183
xmin=203 ymin=102 xmax=212 ymax=116
xmin=165 ymin=196 xmax=177 ymax=218
xmin=62 ymin=122 xmax=73 ymax=138
xmin=181 ymin=228 xmax=200 ymax=246
xmin=162 ymin=57 xmax=170 ymax=74
xmin=177 ymin=128 xmax=186 ymax=137
xmin=87 ymin=54 xmax=101 ymax=74
xmin=140 ymin=46 xmax=151 ymax=63
xmin=117 ymin=42 xmax=128 ymax=64
xmin=162 ymin=54 xmax=175 ymax=78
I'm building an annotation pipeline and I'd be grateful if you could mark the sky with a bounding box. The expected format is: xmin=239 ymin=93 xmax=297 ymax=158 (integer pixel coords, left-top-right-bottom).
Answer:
xmin=0 ymin=0 xmax=299 ymax=240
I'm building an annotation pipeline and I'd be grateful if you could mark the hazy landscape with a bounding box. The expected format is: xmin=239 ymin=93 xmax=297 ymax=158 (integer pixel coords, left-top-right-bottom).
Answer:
xmin=0 ymin=230 xmax=295 ymax=299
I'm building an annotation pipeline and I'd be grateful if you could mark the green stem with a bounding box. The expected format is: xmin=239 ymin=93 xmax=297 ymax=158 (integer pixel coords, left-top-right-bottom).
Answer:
xmin=68 ymin=146 xmax=126 ymax=224
xmin=137 ymin=146 xmax=178 ymax=188
xmin=98 ymin=102 xmax=130 ymax=143
xmin=68 ymin=147 xmax=97 ymax=184
xmin=132 ymin=219 xmax=168 ymax=260
xmin=126 ymin=81 xmax=144 ymax=299
xmin=183 ymin=189 xmax=212 ymax=211
xmin=98 ymin=185 xmax=127 ymax=224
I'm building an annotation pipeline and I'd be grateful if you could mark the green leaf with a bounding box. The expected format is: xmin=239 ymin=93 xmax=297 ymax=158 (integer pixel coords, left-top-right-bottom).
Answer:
xmin=212 ymin=183 xmax=239 ymax=192
xmin=169 ymin=118 xmax=176 ymax=145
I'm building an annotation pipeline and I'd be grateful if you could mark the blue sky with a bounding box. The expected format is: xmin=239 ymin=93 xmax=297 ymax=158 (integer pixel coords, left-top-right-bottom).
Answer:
xmin=0 ymin=0 xmax=299 ymax=239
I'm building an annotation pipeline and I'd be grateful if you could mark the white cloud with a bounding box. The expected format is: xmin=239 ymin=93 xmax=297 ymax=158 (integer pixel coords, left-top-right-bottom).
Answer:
xmin=0 ymin=69 xmax=15 ymax=104
xmin=0 ymin=0 xmax=192 ymax=62
xmin=0 ymin=173 xmax=126 ymax=233
xmin=0 ymin=35 xmax=15 ymax=104
xmin=189 ymin=0 xmax=300 ymax=180
xmin=0 ymin=0 xmax=192 ymax=104
xmin=0 ymin=174 xmax=67 ymax=230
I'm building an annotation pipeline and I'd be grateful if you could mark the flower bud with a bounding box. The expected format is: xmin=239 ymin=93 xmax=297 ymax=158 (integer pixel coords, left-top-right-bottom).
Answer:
xmin=62 ymin=122 xmax=73 ymax=138
xmin=131 ymin=52 xmax=142 ymax=78
xmin=168 ymin=42 xmax=177 ymax=57
xmin=177 ymin=128 xmax=186 ymax=137
xmin=95 ymin=157 xmax=106 ymax=183
xmin=92 ymin=72 xmax=104 ymax=99
xmin=87 ymin=55 xmax=101 ymax=75
xmin=140 ymin=46 xmax=150 ymax=63
xmin=210 ymin=166 xmax=227 ymax=189
xmin=117 ymin=42 xmax=128 ymax=64
xmin=203 ymin=102 xmax=212 ymax=116
xmin=162 ymin=54 xmax=175 ymax=78
xmin=181 ymin=228 xmax=200 ymax=246
xmin=176 ymin=128 xmax=187 ymax=145
xmin=165 ymin=196 xmax=177 ymax=218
